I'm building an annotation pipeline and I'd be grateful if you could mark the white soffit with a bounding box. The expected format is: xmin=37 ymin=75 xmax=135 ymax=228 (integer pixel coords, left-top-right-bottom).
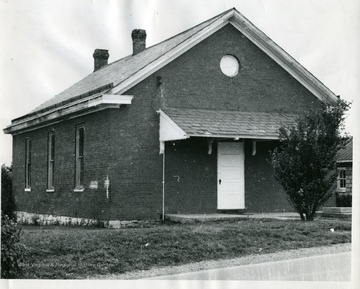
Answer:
xmin=158 ymin=109 xmax=188 ymax=142
xmin=4 ymin=94 xmax=133 ymax=134
xmin=88 ymin=94 xmax=133 ymax=107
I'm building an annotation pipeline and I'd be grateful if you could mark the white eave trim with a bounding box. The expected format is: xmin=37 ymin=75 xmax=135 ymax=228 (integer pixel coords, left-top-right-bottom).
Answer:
xmin=337 ymin=160 xmax=352 ymax=163
xmin=109 ymin=9 xmax=337 ymax=104
xmin=158 ymin=109 xmax=280 ymax=142
xmin=229 ymin=20 xmax=338 ymax=103
xmin=188 ymin=134 xmax=279 ymax=140
xmin=158 ymin=109 xmax=188 ymax=142
xmin=109 ymin=11 xmax=233 ymax=96
xmin=4 ymin=94 xmax=133 ymax=135
xmin=88 ymin=94 xmax=133 ymax=107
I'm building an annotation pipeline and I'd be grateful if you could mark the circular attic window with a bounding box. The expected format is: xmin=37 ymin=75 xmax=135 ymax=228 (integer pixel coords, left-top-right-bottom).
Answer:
xmin=220 ymin=55 xmax=240 ymax=77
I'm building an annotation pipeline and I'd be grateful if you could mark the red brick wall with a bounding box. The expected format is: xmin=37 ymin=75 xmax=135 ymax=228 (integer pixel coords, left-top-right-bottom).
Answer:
xmin=11 ymin=23 xmax=323 ymax=220
xmin=164 ymin=138 xmax=217 ymax=214
xmin=164 ymin=139 xmax=293 ymax=214
xmin=244 ymin=140 xmax=293 ymax=212
xmin=106 ymin=78 xmax=163 ymax=220
xmin=12 ymin=110 xmax=112 ymax=220
xmin=155 ymin=24 xmax=322 ymax=113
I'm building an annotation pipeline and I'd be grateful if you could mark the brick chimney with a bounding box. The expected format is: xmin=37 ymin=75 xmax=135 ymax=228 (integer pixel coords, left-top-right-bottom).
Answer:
xmin=131 ymin=29 xmax=146 ymax=55
xmin=93 ymin=49 xmax=109 ymax=72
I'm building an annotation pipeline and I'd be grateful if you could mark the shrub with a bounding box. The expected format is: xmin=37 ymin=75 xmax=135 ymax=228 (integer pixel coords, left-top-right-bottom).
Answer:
xmin=1 ymin=214 xmax=26 ymax=278
xmin=1 ymin=164 xmax=15 ymax=218
xmin=270 ymin=100 xmax=350 ymax=221
xmin=336 ymin=193 xmax=352 ymax=207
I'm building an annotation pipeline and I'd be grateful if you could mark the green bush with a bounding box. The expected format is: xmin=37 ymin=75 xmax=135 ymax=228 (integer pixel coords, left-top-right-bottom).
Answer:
xmin=1 ymin=214 xmax=26 ymax=278
xmin=1 ymin=164 xmax=15 ymax=218
xmin=270 ymin=100 xmax=350 ymax=221
xmin=336 ymin=193 xmax=352 ymax=207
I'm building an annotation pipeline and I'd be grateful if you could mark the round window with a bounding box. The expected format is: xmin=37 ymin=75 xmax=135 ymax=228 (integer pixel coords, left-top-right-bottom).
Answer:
xmin=220 ymin=55 xmax=240 ymax=77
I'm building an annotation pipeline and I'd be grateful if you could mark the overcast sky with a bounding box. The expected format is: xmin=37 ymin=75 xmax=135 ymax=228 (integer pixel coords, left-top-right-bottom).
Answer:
xmin=1 ymin=0 xmax=359 ymax=165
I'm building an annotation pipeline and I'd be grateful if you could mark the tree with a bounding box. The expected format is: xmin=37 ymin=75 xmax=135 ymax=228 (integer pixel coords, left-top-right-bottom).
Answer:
xmin=1 ymin=164 xmax=15 ymax=219
xmin=270 ymin=100 xmax=350 ymax=221
xmin=1 ymin=214 xmax=26 ymax=278
xmin=1 ymin=164 xmax=26 ymax=278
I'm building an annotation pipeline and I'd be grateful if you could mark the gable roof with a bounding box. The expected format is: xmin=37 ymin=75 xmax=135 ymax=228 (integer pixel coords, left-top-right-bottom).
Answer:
xmin=162 ymin=108 xmax=298 ymax=139
xmin=30 ymin=10 xmax=227 ymax=114
xmin=5 ymin=8 xmax=338 ymax=134
xmin=337 ymin=139 xmax=353 ymax=163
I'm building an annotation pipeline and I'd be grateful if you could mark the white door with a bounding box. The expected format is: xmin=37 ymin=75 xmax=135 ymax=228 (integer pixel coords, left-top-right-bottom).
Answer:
xmin=217 ymin=142 xmax=245 ymax=209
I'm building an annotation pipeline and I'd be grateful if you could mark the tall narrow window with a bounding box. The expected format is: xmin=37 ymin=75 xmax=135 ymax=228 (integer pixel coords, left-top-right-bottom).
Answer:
xmin=47 ymin=132 xmax=55 ymax=190
xmin=25 ymin=138 xmax=31 ymax=190
xmin=337 ymin=168 xmax=346 ymax=192
xmin=75 ymin=125 xmax=85 ymax=190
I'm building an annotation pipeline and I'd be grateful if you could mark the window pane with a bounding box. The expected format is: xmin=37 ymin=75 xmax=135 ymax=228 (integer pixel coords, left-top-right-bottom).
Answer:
xmin=51 ymin=133 xmax=55 ymax=160
xmin=75 ymin=126 xmax=84 ymax=187
xmin=80 ymin=157 xmax=84 ymax=185
xmin=48 ymin=132 xmax=55 ymax=189
xmin=79 ymin=128 xmax=84 ymax=157
xmin=25 ymin=138 xmax=31 ymax=188
xmin=341 ymin=170 xmax=346 ymax=178
xmin=340 ymin=179 xmax=346 ymax=188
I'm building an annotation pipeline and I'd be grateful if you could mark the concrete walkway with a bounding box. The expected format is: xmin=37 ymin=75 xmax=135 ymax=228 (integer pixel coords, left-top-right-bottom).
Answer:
xmin=149 ymin=251 xmax=351 ymax=281
xmin=165 ymin=212 xmax=300 ymax=223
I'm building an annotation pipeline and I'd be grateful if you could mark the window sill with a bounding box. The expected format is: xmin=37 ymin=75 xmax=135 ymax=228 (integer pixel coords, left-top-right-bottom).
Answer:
xmin=46 ymin=189 xmax=55 ymax=193
xmin=24 ymin=188 xmax=31 ymax=192
xmin=337 ymin=188 xmax=347 ymax=193
xmin=74 ymin=187 xmax=85 ymax=192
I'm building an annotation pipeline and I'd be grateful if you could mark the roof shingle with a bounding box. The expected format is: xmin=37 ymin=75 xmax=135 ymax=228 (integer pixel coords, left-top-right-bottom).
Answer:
xmin=337 ymin=139 xmax=353 ymax=162
xmin=163 ymin=108 xmax=298 ymax=138
xmin=31 ymin=10 xmax=227 ymax=113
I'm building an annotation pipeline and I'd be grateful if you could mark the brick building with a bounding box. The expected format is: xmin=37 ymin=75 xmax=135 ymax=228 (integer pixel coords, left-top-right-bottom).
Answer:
xmin=4 ymin=9 xmax=339 ymax=226
xmin=336 ymin=139 xmax=353 ymax=207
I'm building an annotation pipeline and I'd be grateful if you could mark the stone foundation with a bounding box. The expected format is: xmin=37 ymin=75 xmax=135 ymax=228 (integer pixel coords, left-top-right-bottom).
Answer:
xmin=15 ymin=211 xmax=104 ymax=227
xmin=321 ymin=207 xmax=352 ymax=219
xmin=15 ymin=211 xmax=158 ymax=228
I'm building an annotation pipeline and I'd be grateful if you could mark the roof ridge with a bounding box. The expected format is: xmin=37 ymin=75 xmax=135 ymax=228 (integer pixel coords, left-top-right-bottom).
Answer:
xmin=110 ymin=9 xmax=235 ymax=88
xmin=145 ymin=8 xmax=235 ymax=51
xmin=7 ymin=7 xmax=339 ymax=131
xmin=29 ymin=9 xmax=235 ymax=114
xmin=90 ymin=8 xmax=235 ymax=72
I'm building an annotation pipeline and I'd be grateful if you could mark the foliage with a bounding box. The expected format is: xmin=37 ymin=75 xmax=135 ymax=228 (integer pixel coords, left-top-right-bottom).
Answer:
xmin=336 ymin=193 xmax=352 ymax=207
xmin=1 ymin=164 xmax=15 ymax=218
xmin=19 ymin=218 xmax=351 ymax=279
xmin=270 ymin=100 xmax=350 ymax=221
xmin=1 ymin=214 xmax=26 ymax=278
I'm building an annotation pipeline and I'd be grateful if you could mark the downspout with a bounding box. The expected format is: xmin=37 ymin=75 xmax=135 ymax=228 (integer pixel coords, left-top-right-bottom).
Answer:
xmin=162 ymin=143 xmax=165 ymax=221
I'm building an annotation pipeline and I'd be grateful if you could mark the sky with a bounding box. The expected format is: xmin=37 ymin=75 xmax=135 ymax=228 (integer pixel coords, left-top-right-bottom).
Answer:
xmin=1 ymin=0 xmax=359 ymax=165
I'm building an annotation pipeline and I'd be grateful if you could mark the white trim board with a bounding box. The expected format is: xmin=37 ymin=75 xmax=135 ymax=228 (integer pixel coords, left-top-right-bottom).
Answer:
xmin=4 ymin=95 xmax=133 ymax=134
xmin=110 ymin=9 xmax=338 ymax=104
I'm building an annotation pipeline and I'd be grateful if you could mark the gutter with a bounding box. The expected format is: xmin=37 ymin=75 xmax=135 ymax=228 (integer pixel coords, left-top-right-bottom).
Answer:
xmin=4 ymin=94 xmax=133 ymax=135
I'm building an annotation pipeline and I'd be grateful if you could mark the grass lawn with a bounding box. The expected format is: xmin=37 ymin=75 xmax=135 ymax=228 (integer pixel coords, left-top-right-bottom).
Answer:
xmin=18 ymin=218 xmax=351 ymax=279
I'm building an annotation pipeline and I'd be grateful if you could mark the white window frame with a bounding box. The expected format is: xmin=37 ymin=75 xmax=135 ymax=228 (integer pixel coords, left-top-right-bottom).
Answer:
xmin=47 ymin=132 xmax=55 ymax=191
xmin=75 ymin=125 xmax=85 ymax=191
xmin=337 ymin=168 xmax=347 ymax=192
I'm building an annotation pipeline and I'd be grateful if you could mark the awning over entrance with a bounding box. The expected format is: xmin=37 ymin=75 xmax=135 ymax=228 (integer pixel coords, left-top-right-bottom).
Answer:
xmin=158 ymin=107 xmax=298 ymax=153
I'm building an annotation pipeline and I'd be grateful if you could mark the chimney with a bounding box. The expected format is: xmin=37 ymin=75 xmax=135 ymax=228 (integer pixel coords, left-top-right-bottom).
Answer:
xmin=131 ymin=29 xmax=146 ymax=55
xmin=93 ymin=49 xmax=109 ymax=72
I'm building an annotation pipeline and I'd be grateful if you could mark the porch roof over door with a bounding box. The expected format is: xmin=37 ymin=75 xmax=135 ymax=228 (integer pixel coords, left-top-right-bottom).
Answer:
xmin=158 ymin=107 xmax=298 ymax=143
